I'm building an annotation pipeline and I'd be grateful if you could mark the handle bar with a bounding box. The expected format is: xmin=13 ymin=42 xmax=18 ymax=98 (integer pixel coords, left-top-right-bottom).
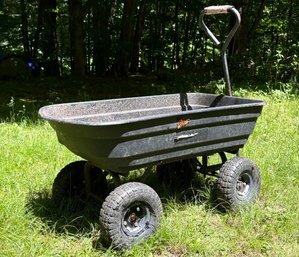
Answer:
xmin=200 ymin=5 xmax=241 ymax=96
xmin=204 ymin=5 xmax=234 ymax=15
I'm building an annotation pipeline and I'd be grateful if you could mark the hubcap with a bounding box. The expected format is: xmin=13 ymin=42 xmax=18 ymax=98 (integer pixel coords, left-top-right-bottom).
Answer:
xmin=236 ymin=173 xmax=251 ymax=197
xmin=122 ymin=204 xmax=151 ymax=236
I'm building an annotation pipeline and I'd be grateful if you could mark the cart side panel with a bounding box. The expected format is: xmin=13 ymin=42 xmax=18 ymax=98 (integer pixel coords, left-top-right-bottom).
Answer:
xmin=51 ymin=104 xmax=263 ymax=174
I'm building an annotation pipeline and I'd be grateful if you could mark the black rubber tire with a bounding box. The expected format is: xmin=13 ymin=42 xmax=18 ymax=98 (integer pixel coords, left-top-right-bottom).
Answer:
xmin=99 ymin=182 xmax=163 ymax=249
xmin=216 ymin=157 xmax=261 ymax=210
xmin=52 ymin=161 xmax=107 ymax=207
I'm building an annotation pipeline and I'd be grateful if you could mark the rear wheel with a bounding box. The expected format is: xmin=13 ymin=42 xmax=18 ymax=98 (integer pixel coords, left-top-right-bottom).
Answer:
xmin=156 ymin=158 xmax=198 ymax=190
xmin=216 ymin=157 xmax=261 ymax=210
xmin=100 ymin=182 xmax=162 ymax=249
xmin=52 ymin=161 xmax=107 ymax=207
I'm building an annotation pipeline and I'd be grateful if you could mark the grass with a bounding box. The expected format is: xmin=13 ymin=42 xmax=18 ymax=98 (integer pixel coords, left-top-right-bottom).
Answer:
xmin=0 ymin=80 xmax=298 ymax=256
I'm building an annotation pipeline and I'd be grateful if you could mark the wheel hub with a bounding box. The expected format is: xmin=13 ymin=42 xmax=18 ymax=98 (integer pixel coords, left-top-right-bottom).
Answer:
xmin=236 ymin=173 xmax=251 ymax=197
xmin=123 ymin=204 xmax=150 ymax=235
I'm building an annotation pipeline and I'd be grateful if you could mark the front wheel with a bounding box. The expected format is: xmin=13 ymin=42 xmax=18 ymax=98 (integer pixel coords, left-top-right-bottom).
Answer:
xmin=216 ymin=157 xmax=261 ymax=210
xmin=99 ymin=182 xmax=162 ymax=249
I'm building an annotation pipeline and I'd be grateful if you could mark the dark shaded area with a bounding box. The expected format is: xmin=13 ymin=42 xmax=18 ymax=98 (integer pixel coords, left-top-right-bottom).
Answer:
xmin=26 ymin=190 xmax=101 ymax=235
xmin=25 ymin=164 xmax=218 ymax=245
xmin=0 ymin=70 xmax=278 ymax=123
xmin=0 ymin=76 xmax=166 ymax=122
xmin=0 ymin=1 xmax=298 ymax=82
xmin=0 ymin=73 xmax=220 ymax=122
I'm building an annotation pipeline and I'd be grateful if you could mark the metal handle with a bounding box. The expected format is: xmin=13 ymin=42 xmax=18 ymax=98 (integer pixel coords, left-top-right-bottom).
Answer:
xmin=200 ymin=5 xmax=241 ymax=96
xmin=204 ymin=5 xmax=234 ymax=15
xmin=175 ymin=133 xmax=198 ymax=141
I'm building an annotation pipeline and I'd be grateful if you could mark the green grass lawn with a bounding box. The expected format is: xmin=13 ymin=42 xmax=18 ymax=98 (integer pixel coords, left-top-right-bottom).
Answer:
xmin=0 ymin=91 xmax=298 ymax=256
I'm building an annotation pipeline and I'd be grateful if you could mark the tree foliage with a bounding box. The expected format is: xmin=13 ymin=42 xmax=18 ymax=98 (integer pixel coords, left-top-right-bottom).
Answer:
xmin=0 ymin=0 xmax=298 ymax=84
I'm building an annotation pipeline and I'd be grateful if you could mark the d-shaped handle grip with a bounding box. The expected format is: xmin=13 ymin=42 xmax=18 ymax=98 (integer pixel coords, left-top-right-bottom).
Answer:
xmin=200 ymin=5 xmax=241 ymax=45
xmin=200 ymin=5 xmax=241 ymax=96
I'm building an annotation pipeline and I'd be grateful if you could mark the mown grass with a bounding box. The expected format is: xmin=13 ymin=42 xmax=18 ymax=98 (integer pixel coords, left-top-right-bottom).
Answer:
xmin=0 ymin=89 xmax=298 ymax=256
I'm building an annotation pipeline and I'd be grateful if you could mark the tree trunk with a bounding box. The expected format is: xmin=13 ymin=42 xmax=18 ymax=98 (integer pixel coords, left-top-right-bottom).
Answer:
xmin=229 ymin=0 xmax=251 ymax=55
xmin=130 ymin=0 xmax=146 ymax=73
xmin=86 ymin=12 xmax=92 ymax=74
xmin=68 ymin=0 xmax=85 ymax=78
xmin=248 ymin=0 xmax=267 ymax=41
xmin=93 ymin=0 xmax=116 ymax=75
xmin=32 ymin=0 xmax=59 ymax=76
xmin=285 ymin=0 xmax=293 ymax=50
xmin=230 ymin=0 xmax=267 ymax=55
xmin=114 ymin=0 xmax=137 ymax=76
xmin=20 ymin=0 xmax=30 ymax=57
xmin=42 ymin=0 xmax=59 ymax=76
xmin=172 ymin=1 xmax=180 ymax=69
xmin=33 ymin=0 xmax=44 ymax=59
xmin=182 ymin=2 xmax=191 ymax=69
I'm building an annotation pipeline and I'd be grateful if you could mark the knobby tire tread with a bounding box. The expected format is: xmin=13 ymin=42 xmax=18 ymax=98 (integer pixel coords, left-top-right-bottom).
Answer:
xmin=216 ymin=157 xmax=260 ymax=210
xmin=99 ymin=182 xmax=162 ymax=249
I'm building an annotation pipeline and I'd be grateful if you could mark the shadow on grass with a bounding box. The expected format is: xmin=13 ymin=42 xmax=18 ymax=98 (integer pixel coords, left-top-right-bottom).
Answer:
xmin=0 ymin=76 xmax=172 ymax=123
xmin=25 ymin=190 xmax=102 ymax=236
xmin=25 ymin=169 xmax=219 ymax=242
xmin=0 ymin=72 xmax=230 ymax=123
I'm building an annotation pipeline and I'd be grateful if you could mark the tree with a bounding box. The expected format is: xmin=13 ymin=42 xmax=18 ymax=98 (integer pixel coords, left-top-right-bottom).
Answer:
xmin=0 ymin=0 xmax=298 ymax=84
xmin=130 ymin=0 xmax=147 ymax=73
xmin=114 ymin=0 xmax=138 ymax=75
xmin=68 ymin=0 xmax=85 ymax=78
xmin=92 ymin=0 xmax=116 ymax=75
xmin=20 ymin=0 xmax=30 ymax=57
xmin=230 ymin=0 xmax=267 ymax=55
xmin=42 ymin=0 xmax=59 ymax=76
xmin=32 ymin=0 xmax=59 ymax=76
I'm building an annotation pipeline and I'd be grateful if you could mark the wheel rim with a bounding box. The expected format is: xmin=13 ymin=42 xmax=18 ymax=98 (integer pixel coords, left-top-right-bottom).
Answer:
xmin=122 ymin=203 xmax=151 ymax=236
xmin=236 ymin=172 xmax=252 ymax=197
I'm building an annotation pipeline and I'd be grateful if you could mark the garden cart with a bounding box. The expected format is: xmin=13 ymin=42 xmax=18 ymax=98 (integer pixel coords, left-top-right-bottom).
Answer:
xmin=39 ymin=5 xmax=265 ymax=249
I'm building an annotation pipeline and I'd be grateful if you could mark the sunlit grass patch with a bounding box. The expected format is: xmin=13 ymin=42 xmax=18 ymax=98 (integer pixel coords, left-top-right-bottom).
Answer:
xmin=0 ymin=94 xmax=298 ymax=256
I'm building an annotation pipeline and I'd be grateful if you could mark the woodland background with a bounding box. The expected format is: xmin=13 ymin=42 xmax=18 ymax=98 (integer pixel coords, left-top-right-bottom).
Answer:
xmin=0 ymin=0 xmax=298 ymax=88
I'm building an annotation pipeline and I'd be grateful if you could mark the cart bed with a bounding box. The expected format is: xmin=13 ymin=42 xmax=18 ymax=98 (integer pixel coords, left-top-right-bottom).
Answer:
xmin=39 ymin=93 xmax=265 ymax=174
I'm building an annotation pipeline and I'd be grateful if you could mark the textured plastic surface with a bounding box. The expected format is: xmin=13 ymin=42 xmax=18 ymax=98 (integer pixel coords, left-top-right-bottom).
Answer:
xmin=39 ymin=93 xmax=265 ymax=174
